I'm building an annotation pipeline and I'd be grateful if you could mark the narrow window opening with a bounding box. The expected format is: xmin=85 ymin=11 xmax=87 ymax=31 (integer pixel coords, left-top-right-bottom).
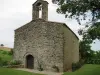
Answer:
xmin=39 ymin=4 xmax=42 ymax=18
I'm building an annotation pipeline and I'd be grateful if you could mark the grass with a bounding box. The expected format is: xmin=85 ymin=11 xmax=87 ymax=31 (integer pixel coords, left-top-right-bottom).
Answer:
xmin=0 ymin=68 xmax=45 ymax=75
xmin=0 ymin=64 xmax=100 ymax=75
xmin=0 ymin=50 xmax=100 ymax=75
xmin=63 ymin=64 xmax=100 ymax=75
xmin=0 ymin=50 xmax=12 ymax=61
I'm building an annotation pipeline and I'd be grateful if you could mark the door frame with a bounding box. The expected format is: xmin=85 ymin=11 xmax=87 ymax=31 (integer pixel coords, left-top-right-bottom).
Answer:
xmin=26 ymin=54 xmax=34 ymax=69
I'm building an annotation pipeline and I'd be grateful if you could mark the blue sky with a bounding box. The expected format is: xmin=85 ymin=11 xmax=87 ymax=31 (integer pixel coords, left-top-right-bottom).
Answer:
xmin=0 ymin=0 xmax=100 ymax=50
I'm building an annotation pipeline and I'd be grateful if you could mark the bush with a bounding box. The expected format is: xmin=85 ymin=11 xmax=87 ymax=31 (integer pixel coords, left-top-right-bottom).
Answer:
xmin=0 ymin=57 xmax=9 ymax=67
xmin=38 ymin=64 xmax=44 ymax=71
xmin=7 ymin=51 xmax=13 ymax=55
xmin=72 ymin=61 xmax=84 ymax=72
xmin=0 ymin=57 xmax=2 ymax=61
xmin=9 ymin=60 xmax=22 ymax=65
xmin=0 ymin=57 xmax=2 ymax=67
xmin=52 ymin=65 xmax=59 ymax=72
xmin=86 ymin=59 xmax=100 ymax=64
xmin=7 ymin=64 xmax=24 ymax=68
xmin=0 ymin=50 xmax=12 ymax=55
xmin=6 ymin=60 xmax=24 ymax=68
xmin=2 ymin=61 xmax=8 ymax=66
xmin=1 ymin=51 xmax=8 ymax=54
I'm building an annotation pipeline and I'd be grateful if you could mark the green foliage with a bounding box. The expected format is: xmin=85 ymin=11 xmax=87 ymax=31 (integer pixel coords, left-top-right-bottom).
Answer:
xmin=86 ymin=59 xmax=100 ymax=64
xmin=0 ymin=57 xmax=2 ymax=66
xmin=79 ymin=28 xmax=100 ymax=62
xmin=0 ymin=57 xmax=1 ymax=61
xmin=79 ymin=38 xmax=100 ymax=64
xmin=2 ymin=51 xmax=8 ymax=54
xmin=38 ymin=64 xmax=44 ymax=71
xmin=1 ymin=61 xmax=8 ymax=66
xmin=85 ymin=50 xmax=100 ymax=64
xmin=8 ymin=50 xmax=13 ymax=55
xmin=72 ymin=63 xmax=80 ymax=72
xmin=0 ymin=50 xmax=12 ymax=61
xmin=0 ymin=50 xmax=12 ymax=67
xmin=79 ymin=39 xmax=93 ymax=61
xmin=53 ymin=0 xmax=100 ymax=21
xmin=72 ymin=60 xmax=84 ymax=72
xmin=37 ymin=60 xmax=44 ymax=71
xmin=95 ymin=51 xmax=100 ymax=58
xmin=9 ymin=60 xmax=22 ymax=65
xmin=88 ymin=22 xmax=100 ymax=40
xmin=0 ymin=57 xmax=9 ymax=67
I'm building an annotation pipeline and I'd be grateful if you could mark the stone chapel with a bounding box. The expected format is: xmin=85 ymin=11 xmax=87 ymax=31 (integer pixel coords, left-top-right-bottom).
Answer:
xmin=13 ymin=0 xmax=79 ymax=72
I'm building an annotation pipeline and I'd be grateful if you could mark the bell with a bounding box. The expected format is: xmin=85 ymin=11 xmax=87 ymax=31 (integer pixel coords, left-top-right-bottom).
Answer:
xmin=39 ymin=5 xmax=42 ymax=10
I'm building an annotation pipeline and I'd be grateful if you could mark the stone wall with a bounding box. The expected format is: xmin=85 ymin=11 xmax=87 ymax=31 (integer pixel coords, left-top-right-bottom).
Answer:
xmin=14 ymin=19 xmax=64 ymax=72
xmin=63 ymin=24 xmax=79 ymax=72
xmin=14 ymin=19 xmax=79 ymax=72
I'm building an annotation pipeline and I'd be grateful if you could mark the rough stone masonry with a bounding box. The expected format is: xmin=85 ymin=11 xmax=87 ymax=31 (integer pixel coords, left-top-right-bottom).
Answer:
xmin=13 ymin=0 xmax=79 ymax=72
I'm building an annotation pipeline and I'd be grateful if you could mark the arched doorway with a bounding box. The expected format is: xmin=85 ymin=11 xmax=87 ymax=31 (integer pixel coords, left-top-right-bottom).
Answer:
xmin=26 ymin=55 xmax=34 ymax=69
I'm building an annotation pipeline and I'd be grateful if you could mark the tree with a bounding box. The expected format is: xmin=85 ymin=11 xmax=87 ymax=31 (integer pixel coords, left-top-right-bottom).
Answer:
xmin=0 ymin=44 xmax=4 ymax=47
xmin=52 ymin=0 xmax=100 ymax=41
xmin=79 ymin=34 xmax=93 ymax=61
xmin=93 ymin=50 xmax=100 ymax=59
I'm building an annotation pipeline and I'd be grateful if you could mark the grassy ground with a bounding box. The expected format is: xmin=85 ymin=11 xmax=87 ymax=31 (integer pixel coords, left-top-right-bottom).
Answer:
xmin=0 ymin=64 xmax=100 ymax=75
xmin=63 ymin=64 xmax=100 ymax=75
xmin=0 ymin=68 xmax=45 ymax=75
xmin=0 ymin=50 xmax=100 ymax=75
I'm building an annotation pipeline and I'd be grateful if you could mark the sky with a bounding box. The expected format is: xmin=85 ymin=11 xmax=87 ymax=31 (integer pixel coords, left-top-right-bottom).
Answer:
xmin=0 ymin=0 xmax=100 ymax=50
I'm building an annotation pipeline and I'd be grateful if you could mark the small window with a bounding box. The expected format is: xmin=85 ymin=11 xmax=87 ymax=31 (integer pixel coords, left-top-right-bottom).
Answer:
xmin=37 ymin=3 xmax=42 ymax=18
xmin=39 ymin=4 xmax=42 ymax=18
